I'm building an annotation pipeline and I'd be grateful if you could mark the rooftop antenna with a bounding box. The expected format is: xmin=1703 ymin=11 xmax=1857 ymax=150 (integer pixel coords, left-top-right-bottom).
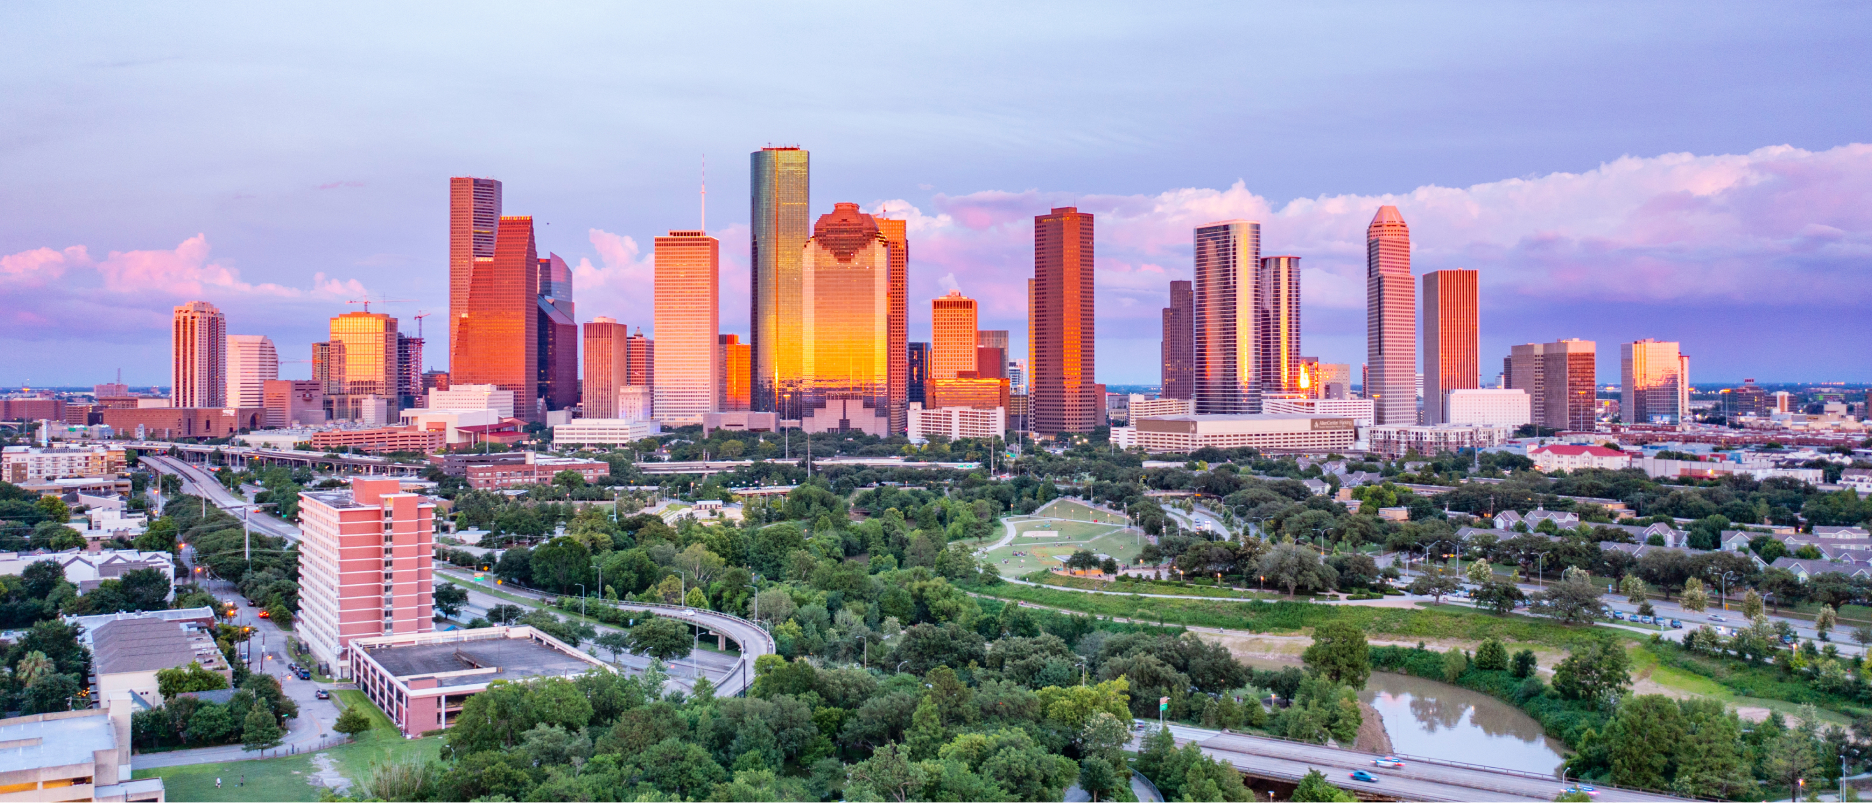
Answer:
xmin=700 ymin=154 xmax=707 ymax=233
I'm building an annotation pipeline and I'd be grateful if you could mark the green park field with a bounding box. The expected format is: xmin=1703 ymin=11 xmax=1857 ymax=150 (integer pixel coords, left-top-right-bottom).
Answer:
xmin=982 ymin=516 xmax=1147 ymax=576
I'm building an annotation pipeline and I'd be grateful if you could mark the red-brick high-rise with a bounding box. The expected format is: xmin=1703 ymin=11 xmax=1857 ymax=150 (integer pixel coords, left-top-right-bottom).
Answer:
xmin=452 ymin=215 xmax=539 ymax=421
xmin=1161 ymin=280 xmax=1194 ymax=399
xmin=1032 ymin=207 xmax=1097 ymax=436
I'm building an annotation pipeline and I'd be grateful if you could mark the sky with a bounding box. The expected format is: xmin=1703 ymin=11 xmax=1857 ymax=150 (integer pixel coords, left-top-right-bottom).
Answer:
xmin=3 ymin=2 xmax=1870 ymax=388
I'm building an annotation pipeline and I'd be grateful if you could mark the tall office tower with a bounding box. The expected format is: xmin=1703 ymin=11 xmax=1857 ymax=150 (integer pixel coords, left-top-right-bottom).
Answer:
xmin=976 ymin=331 xmax=1009 ymax=380
xmin=452 ymin=216 xmax=540 ymax=421
xmin=750 ymin=147 xmax=810 ymax=418
xmin=329 ymin=312 xmax=399 ymax=419
xmin=1622 ymin=339 xmax=1689 ymax=425
xmin=536 ymin=253 xmax=579 ymax=412
xmin=171 ymin=301 xmax=227 ymax=408
xmin=582 ymin=317 xmax=629 ymax=418
xmin=932 ymin=290 xmax=979 ymax=381
xmin=225 ymin=335 xmax=278 ymax=410
xmin=449 ymin=177 xmax=502 ymax=369
xmin=877 ymin=217 xmax=910 ymax=435
xmin=717 ymin=334 xmax=751 ymax=411
xmin=395 ymin=333 xmax=424 ymax=409
xmin=1026 ymin=279 xmax=1035 ymax=391
xmin=1365 ymin=206 xmax=1415 ymax=425
xmin=1032 ymin=207 xmax=1097 ymax=436
xmin=1192 ymin=221 xmax=1259 ymax=414
xmin=654 ymin=230 xmax=720 ymax=425
xmin=1421 ymin=269 xmax=1479 ymax=424
xmin=312 ymin=341 xmax=346 ymax=397
xmin=1543 ymin=339 xmax=1597 ymax=431
xmin=625 ymin=329 xmax=654 ymax=387
xmin=297 ymin=477 xmax=435 ymax=678
xmin=1256 ymin=255 xmax=1302 ymax=397
xmin=1505 ymin=343 xmax=1546 ymax=423
xmin=798 ymin=202 xmax=891 ymax=434
xmin=907 ymin=342 xmax=930 ymax=405
xmin=1160 ymin=280 xmax=1194 ymax=399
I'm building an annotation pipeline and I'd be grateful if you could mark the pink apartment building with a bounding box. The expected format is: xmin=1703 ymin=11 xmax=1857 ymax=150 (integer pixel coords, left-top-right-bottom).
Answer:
xmin=298 ymin=478 xmax=435 ymax=677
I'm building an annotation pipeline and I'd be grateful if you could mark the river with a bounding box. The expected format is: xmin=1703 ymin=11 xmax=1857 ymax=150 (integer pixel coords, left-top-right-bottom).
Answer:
xmin=1360 ymin=671 xmax=1568 ymax=776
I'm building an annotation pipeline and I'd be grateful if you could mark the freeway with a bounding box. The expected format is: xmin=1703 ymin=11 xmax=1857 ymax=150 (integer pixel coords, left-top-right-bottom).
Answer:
xmin=1149 ymin=723 xmax=1690 ymax=802
xmin=142 ymin=454 xmax=303 ymax=542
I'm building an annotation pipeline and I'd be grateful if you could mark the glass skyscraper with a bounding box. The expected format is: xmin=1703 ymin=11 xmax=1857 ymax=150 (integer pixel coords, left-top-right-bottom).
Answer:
xmin=1193 ymin=220 xmax=1259 ymax=414
xmin=1422 ymin=269 xmax=1479 ymax=424
xmin=750 ymin=147 xmax=810 ymax=420
xmin=1256 ymin=256 xmax=1302 ymax=398
xmin=1366 ymin=206 xmax=1415 ymax=425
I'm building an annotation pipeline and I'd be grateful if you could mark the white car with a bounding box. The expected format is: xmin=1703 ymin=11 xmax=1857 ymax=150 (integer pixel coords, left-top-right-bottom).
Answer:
xmin=1375 ymin=757 xmax=1405 ymax=769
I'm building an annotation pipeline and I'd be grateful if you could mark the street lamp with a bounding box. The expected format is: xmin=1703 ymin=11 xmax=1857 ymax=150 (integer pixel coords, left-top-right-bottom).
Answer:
xmin=575 ymin=584 xmax=586 ymax=618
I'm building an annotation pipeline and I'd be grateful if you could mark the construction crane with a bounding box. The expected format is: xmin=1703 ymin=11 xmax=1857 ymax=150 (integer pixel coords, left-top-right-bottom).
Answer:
xmin=346 ymin=297 xmax=413 ymax=313
xmin=412 ymin=311 xmax=431 ymax=339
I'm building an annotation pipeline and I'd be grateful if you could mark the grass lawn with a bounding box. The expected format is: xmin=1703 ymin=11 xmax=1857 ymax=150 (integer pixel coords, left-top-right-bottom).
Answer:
xmin=1039 ymin=498 xmax=1128 ymax=524
xmin=138 ymin=692 xmax=440 ymax=802
xmin=1027 ymin=571 xmax=1278 ymax=600
xmin=981 ymin=520 xmax=1144 ymax=576
xmin=1628 ymin=643 xmax=1862 ymax=725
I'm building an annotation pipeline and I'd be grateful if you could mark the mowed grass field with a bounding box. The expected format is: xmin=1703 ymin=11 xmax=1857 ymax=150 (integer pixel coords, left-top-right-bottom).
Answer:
xmin=1039 ymin=498 xmax=1129 ymax=524
xmin=984 ymin=519 xmax=1147 ymax=575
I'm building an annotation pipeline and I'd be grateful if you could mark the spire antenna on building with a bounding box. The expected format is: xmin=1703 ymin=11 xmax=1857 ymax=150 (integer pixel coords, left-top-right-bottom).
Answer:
xmin=700 ymin=154 xmax=707 ymax=233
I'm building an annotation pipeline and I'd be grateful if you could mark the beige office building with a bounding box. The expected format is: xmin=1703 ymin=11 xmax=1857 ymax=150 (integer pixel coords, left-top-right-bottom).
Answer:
xmin=170 ymin=301 xmax=225 ymax=409
xmin=1113 ymin=414 xmax=1356 ymax=453
xmin=225 ymin=335 xmax=278 ymax=411
xmin=582 ymin=317 xmax=630 ymax=419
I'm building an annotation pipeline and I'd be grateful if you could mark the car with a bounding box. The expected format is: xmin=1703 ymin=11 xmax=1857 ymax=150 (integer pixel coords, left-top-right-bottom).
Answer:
xmin=1375 ymin=757 xmax=1405 ymax=768
xmin=258 ymin=609 xmax=270 ymax=618
xmin=315 ymin=689 xmax=330 ymax=700
xmin=1669 ymin=619 xmax=1682 ymax=628
xmin=1580 ymin=785 xmax=1598 ymax=795
xmin=1611 ymin=611 xmax=1626 ymax=620
xmin=298 ymin=668 xmax=312 ymax=680
xmin=1709 ymin=614 xmax=1727 ymax=622
xmin=1349 ymin=771 xmax=1378 ymax=783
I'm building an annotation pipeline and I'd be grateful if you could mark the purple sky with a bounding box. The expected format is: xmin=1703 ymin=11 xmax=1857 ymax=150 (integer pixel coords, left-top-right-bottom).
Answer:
xmin=3 ymin=3 xmax=1870 ymax=387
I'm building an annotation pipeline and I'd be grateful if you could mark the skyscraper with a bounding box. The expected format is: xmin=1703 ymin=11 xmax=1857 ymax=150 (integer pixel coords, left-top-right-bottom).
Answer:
xmin=718 ymin=334 xmax=751 ymax=412
xmin=654 ymin=229 xmax=720 ymax=425
xmin=1256 ymin=256 xmax=1302 ymax=398
xmin=907 ymin=342 xmax=930 ymax=406
xmin=1505 ymin=343 xmax=1545 ymax=423
xmin=329 ymin=311 xmax=399 ymax=419
xmin=1032 ymin=207 xmax=1097 ymax=436
xmin=798 ymin=202 xmax=892 ymax=434
xmin=312 ymin=340 xmax=346 ymax=399
xmin=1193 ymin=221 xmax=1259 ymax=414
xmin=977 ymin=330 xmax=1009 ymax=381
xmin=1161 ymin=280 xmax=1193 ymax=399
xmin=226 ymin=335 xmax=278 ymax=410
xmin=1622 ymin=339 xmax=1689 ymax=425
xmin=750 ymin=147 xmax=810 ymax=419
xmin=396 ymin=333 xmax=424 ymax=409
xmin=1421 ymin=269 xmax=1479 ymax=424
xmin=582 ymin=317 xmax=629 ymax=418
xmin=449 ymin=177 xmax=502 ymax=369
xmin=626 ymin=329 xmax=654 ymax=388
xmin=878 ymin=217 xmax=910 ymax=435
xmin=1365 ymin=206 xmax=1415 ymax=425
xmin=536 ymin=253 xmax=578 ymax=412
xmin=171 ymin=301 xmax=226 ymax=409
xmin=452 ymin=216 xmax=539 ymax=421
xmin=1544 ymin=339 xmax=1597 ymax=431
xmin=932 ymin=290 xmax=978 ymax=382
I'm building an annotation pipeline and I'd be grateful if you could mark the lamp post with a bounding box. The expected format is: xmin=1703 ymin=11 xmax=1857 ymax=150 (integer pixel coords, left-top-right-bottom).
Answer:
xmin=1719 ymin=571 xmax=1737 ymax=611
xmin=575 ymin=584 xmax=586 ymax=618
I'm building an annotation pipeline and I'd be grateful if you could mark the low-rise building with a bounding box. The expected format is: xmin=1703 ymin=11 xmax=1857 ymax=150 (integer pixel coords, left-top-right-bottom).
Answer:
xmin=308 ymin=427 xmax=445 ymax=455
xmin=83 ymin=613 xmax=230 ymax=710
xmin=398 ymin=409 xmax=508 ymax=446
xmin=1528 ymin=443 xmax=1633 ymax=472
xmin=261 ymin=379 xmax=326 ymax=428
xmin=0 ymin=551 xmax=175 ymax=599
xmin=1260 ymin=397 xmax=1375 ymax=428
xmin=463 ymin=453 xmax=609 ymax=490
xmin=1366 ymin=423 xmax=1513 ymax=458
xmin=348 ymin=626 xmax=610 ymax=737
xmin=1125 ymin=395 xmax=1195 ymax=420
xmin=0 ymin=701 xmax=163 ymax=802
xmin=553 ymin=418 xmax=663 ymax=446
xmin=426 ymin=385 xmax=515 ymax=419
xmin=1113 ymin=414 xmax=1357 ymax=454
xmin=908 ymin=403 xmax=1007 ymax=442
xmin=98 ymin=408 xmax=264 ymax=440
xmin=2 ymin=445 xmax=128 ymax=483
xmin=1445 ymin=389 xmax=1532 ymax=427
xmin=1771 ymin=557 xmax=1871 ymax=582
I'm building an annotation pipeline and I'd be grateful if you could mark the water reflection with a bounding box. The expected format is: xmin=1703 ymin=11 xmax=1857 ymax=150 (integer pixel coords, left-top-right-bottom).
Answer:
xmin=1361 ymin=672 xmax=1567 ymax=776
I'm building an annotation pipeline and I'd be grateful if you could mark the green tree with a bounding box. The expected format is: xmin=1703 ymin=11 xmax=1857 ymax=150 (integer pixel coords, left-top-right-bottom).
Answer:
xmin=156 ymin=661 xmax=229 ymax=698
xmin=1533 ymin=574 xmax=1603 ymax=625
xmin=13 ymin=651 xmax=54 ymax=687
xmin=905 ymin=696 xmax=947 ymax=760
xmin=1671 ymin=700 xmax=1752 ymax=798
xmin=1620 ymin=574 xmax=1647 ymax=604
xmin=241 ymin=705 xmax=282 ymax=750
xmin=629 ymin=615 xmax=694 ymax=662
xmin=1078 ymin=756 xmax=1121 ymax=802
xmin=1255 ymin=543 xmax=1338 ymax=596
xmin=433 ymin=583 xmax=468 ymax=619
xmin=332 ymin=705 xmax=373 ymax=738
xmin=185 ymin=703 xmax=236 ymax=744
xmin=846 ymin=742 xmax=926 ymax=803
xmin=1407 ymin=564 xmax=1463 ymax=603
xmin=1816 ymin=604 xmax=1838 ymax=640
xmin=1741 ymin=589 xmax=1764 ymax=619
xmin=1762 ymin=729 xmax=1818 ymax=799
xmin=1552 ymin=642 xmax=1630 ymax=709
xmin=1680 ymin=576 xmax=1708 ymax=612
xmin=1474 ymin=638 xmax=1509 ymax=671
xmin=1511 ymin=649 xmax=1538 ymax=678
xmin=1464 ymin=559 xmax=1492 ymax=585
xmin=1301 ymin=621 xmax=1370 ymax=688
xmin=1475 ymin=580 xmax=1526 ymax=614
xmin=1605 ymin=694 xmax=1686 ymax=790
xmin=1291 ymin=768 xmax=1356 ymax=802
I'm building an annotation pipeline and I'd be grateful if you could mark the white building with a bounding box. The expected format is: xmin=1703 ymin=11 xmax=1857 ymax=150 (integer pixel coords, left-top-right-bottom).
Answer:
xmin=2 ymin=445 xmax=127 ymax=483
xmin=1528 ymin=443 xmax=1634 ymax=472
xmin=1261 ymin=397 xmax=1376 ymax=428
xmin=1127 ymin=394 xmax=1195 ymax=419
xmin=1445 ymin=389 xmax=1532 ymax=427
xmin=620 ymin=385 xmax=653 ymax=421
xmin=427 ymin=384 xmax=515 ymax=419
xmin=908 ymin=403 xmax=1007 ymax=442
xmin=225 ymin=335 xmax=279 ymax=411
xmin=0 ymin=550 xmax=175 ymax=599
xmin=553 ymin=418 xmax=663 ymax=446
xmin=1113 ymin=414 xmax=1357 ymax=454
xmin=1366 ymin=423 xmax=1513 ymax=458
xmin=399 ymin=408 xmax=506 ymax=446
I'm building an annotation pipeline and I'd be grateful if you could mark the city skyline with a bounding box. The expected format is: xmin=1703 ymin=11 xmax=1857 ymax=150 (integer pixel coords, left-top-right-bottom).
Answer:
xmin=5 ymin=7 xmax=1872 ymax=385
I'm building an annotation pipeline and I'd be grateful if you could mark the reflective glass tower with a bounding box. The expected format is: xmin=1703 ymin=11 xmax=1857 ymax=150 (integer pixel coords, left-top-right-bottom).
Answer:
xmin=799 ymin=203 xmax=892 ymax=434
xmin=582 ymin=317 xmax=629 ymax=418
xmin=1256 ymin=256 xmax=1302 ymax=397
xmin=877 ymin=217 xmax=909 ymax=434
xmin=1365 ymin=206 xmax=1415 ymax=425
xmin=1422 ymin=269 xmax=1479 ymax=424
xmin=1622 ymin=339 xmax=1688 ymax=425
xmin=449 ymin=177 xmax=501 ymax=368
xmin=1193 ymin=221 xmax=1259 ymax=414
xmin=1161 ymin=280 xmax=1193 ymax=399
xmin=536 ymin=253 xmax=578 ymax=412
xmin=452 ymin=216 xmax=539 ymax=421
xmin=171 ymin=301 xmax=226 ymax=409
xmin=1032 ymin=207 xmax=1097 ymax=435
xmin=750 ymin=147 xmax=810 ymax=419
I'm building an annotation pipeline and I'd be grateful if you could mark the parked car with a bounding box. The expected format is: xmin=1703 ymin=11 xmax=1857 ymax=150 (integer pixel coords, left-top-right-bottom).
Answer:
xmin=315 ymin=689 xmax=330 ymax=700
xmin=1349 ymin=771 xmax=1378 ymax=783
xmin=298 ymin=668 xmax=312 ymax=680
xmin=1612 ymin=611 xmax=1627 ymax=620
xmin=1669 ymin=619 xmax=1682 ymax=628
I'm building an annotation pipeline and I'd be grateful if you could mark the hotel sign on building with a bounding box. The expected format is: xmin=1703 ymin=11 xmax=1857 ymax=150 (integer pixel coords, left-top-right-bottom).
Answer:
xmin=1113 ymin=414 xmax=1357 ymax=453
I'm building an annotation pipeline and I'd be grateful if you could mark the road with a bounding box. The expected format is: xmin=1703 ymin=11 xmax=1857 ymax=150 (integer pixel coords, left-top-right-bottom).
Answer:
xmin=142 ymin=454 xmax=302 ymax=543
xmin=437 ymin=568 xmax=775 ymax=697
xmin=1145 ymin=723 xmax=1689 ymax=802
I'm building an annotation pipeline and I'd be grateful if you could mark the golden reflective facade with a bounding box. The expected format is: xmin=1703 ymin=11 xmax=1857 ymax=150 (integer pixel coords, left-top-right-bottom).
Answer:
xmin=930 ymin=375 xmax=1010 ymax=411
xmin=750 ymin=147 xmax=810 ymax=418
xmin=718 ymin=334 xmax=751 ymax=411
xmin=1421 ymin=268 xmax=1478 ymax=424
xmin=877 ymin=217 xmax=909 ymax=435
xmin=449 ymin=177 xmax=501 ymax=369
xmin=329 ymin=312 xmax=399 ymax=399
xmin=1257 ymin=255 xmax=1303 ymax=396
xmin=1032 ymin=207 xmax=1098 ymax=435
xmin=931 ymin=290 xmax=978 ymax=381
xmin=800 ymin=203 xmax=892 ymax=432
xmin=452 ymin=216 xmax=540 ymax=420
xmin=582 ymin=317 xmax=629 ymax=418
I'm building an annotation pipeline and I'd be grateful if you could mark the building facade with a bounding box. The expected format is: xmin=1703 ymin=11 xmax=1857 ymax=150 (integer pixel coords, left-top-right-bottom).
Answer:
xmin=1543 ymin=339 xmax=1597 ymax=431
xmin=653 ymin=230 xmax=720 ymax=425
xmin=1115 ymin=414 xmax=1357 ymax=453
xmin=329 ymin=311 xmax=399 ymax=420
xmin=1445 ymin=388 xmax=1532 ymax=427
xmin=1622 ymin=339 xmax=1689 ymax=425
xmin=536 ymin=253 xmax=579 ymax=413
xmin=225 ymin=335 xmax=277 ymax=411
xmin=426 ymin=384 xmax=516 ymax=418
xmin=1256 ymin=255 xmax=1302 ymax=399
xmin=449 ymin=176 xmax=503 ymax=372
xmin=582 ymin=317 xmax=629 ymax=419
xmin=1193 ymin=221 xmax=1259 ymax=414
xmin=1366 ymin=423 xmax=1513 ymax=458
xmin=1365 ymin=206 xmax=1415 ymax=425
xmin=932 ymin=290 xmax=978 ymax=384
xmin=1160 ymin=279 xmax=1194 ymax=400
xmin=262 ymin=379 xmax=326 ymax=428
xmin=1260 ymin=397 xmax=1376 ymax=427
xmin=452 ymin=215 xmax=539 ymax=422
xmin=1421 ymin=269 xmax=1478 ymax=424
xmin=1032 ymin=207 xmax=1098 ymax=436
xmin=798 ymin=203 xmax=893 ymax=435
xmin=171 ymin=301 xmax=226 ymax=409
xmin=878 ymin=217 xmax=910 ymax=436
xmin=396 ymin=333 xmax=425 ymax=409
xmin=298 ymin=478 xmax=435 ymax=677
xmin=717 ymin=334 xmax=751 ymax=412
xmin=552 ymin=418 xmax=662 ymax=445
xmin=906 ymin=342 xmax=929 ymax=406
xmin=908 ymin=403 xmax=1007 ymax=442
xmin=750 ymin=147 xmax=810 ymax=418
